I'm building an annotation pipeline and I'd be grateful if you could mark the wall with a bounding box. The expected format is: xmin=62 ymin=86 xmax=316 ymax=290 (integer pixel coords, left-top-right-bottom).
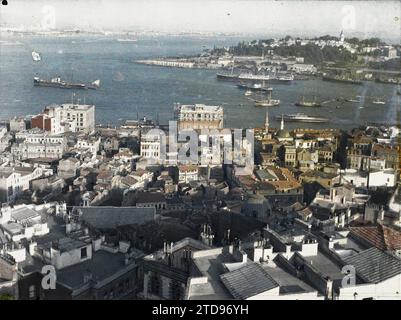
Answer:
xmin=51 ymin=243 xmax=92 ymax=270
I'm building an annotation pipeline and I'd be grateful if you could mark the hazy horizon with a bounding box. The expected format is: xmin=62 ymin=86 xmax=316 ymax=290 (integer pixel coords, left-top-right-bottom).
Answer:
xmin=0 ymin=0 xmax=400 ymax=41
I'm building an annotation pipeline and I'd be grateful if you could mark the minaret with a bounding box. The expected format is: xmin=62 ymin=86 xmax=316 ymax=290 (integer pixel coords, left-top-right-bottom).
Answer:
xmin=265 ymin=111 xmax=269 ymax=133
xmin=280 ymin=115 xmax=284 ymax=131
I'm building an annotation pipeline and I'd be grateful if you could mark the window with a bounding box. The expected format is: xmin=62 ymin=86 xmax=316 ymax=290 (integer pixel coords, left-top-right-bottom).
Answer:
xmin=29 ymin=285 xmax=36 ymax=299
xmin=81 ymin=247 xmax=88 ymax=259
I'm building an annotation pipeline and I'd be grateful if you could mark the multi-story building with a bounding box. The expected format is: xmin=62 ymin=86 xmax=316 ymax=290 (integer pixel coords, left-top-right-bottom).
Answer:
xmin=175 ymin=103 xmax=224 ymax=130
xmin=11 ymin=129 xmax=66 ymax=160
xmin=15 ymin=129 xmax=65 ymax=145
xmin=284 ymin=145 xmax=297 ymax=167
xmin=32 ymin=103 xmax=95 ymax=134
xmin=74 ymin=135 xmax=101 ymax=154
xmin=9 ymin=117 xmax=27 ymax=132
xmin=372 ymin=143 xmax=399 ymax=170
xmin=140 ymin=128 xmax=165 ymax=163
xmin=0 ymin=166 xmax=51 ymax=203
xmin=178 ymin=165 xmax=198 ymax=184
xmin=58 ymin=157 xmax=81 ymax=179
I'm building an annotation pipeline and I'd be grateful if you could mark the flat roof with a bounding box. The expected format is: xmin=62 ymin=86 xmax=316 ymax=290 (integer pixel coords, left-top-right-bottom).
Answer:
xmin=56 ymin=250 xmax=142 ymax=291
xmin=178 ymin=104 xmax=223 ymax=113
xmin=74 ymin=206 xmax=155 ymax=229
xmin=262 ymin=265 xmax=316 ymax=295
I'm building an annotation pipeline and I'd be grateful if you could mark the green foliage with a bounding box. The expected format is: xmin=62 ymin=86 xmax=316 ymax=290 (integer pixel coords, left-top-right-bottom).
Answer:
xmin=360 ymin=37 xmax=383 ymax=47
xmin=211 ymin=39 xmax=358 ymax=64
xmin=0 ymin=294 xmax=14 ymax=300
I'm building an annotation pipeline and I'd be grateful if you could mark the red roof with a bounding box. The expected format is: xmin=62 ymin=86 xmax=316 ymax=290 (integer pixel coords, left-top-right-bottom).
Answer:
xmin=350 ymin=224 xmax=401 ymax=251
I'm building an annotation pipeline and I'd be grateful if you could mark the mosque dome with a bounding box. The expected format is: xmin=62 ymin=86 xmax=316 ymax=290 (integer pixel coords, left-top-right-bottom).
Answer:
xmin=277 ymin=129 xmax=291 ymax=139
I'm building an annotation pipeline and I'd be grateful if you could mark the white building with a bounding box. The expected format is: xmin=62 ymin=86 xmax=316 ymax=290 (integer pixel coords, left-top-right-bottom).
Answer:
xmin=9 ymin=117 xmax=26 ymax=132
xmin=178 ymin=165 xmax=198 ymax=184
xmin=175 ymin=103 xmax=224 ymax=130
xmin=74 ymin=135 xmax=101 ymax=154
xmin=289 ymin=63 xmax=317 ymax=74
xmin=12 ymin=129 xmax=66 ymax=160
xmin=0 ymin=205 xmax=50 ymax=245
xmin=15 ymin=129 xmax=65 ymax=145
xmin=0 ymin=166 xmax=50 ymax=203
xmin=341 ymin=168 xmax=396 ymax=188
xmin=140 ymin=128 xmax=165 ymax=163
xmin=42 ymin=103 xmax=95 ymax=134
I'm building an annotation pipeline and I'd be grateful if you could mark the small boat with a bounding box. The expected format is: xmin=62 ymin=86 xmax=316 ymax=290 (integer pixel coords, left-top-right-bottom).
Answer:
xmin=295 ymin=96 xmax=321 ymax=107
xmin=32 ymin=51 xmax=41 ymax=62
xmin=237 ymin=82 xmax=272 ymax=92
xmin=244 ymin=90 xmax=252 ymax=96
xmin=346 ymin=95 xmax=362 ymax=103
xmin=372 ymin=98 xmax=386 ymax=105
xmin=254 ymin=98 xmax=280 ymax=107
xmin=375 ymin=78 xmax=401 ymax=85
xmin=275 ymin=113 xmax=329 ymax=123
xmin=87 ymin=79 xmax=101 ymax=90
xmin=251 ymin=91 xmax=280 ymax=107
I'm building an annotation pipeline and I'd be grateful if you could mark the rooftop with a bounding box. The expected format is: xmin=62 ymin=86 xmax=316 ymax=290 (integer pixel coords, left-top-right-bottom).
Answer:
xmin=349 ymin=224 xmax=401 ymax=252
xmin=55 ymin=237 xmax=87 ymax=253
xmin=262 ymin=264 xmax=317 ymax=295
xmin=56 ymin=249 xmax=143 ymax=291
xmin=178 ymin=104 xmax=222 ymax=113
xmin=343 ymin=247 xmax=401 ymax=283
xmin=220 ymin=263 xmax=279 ymax=299
xmin=11 ymin=206 xmax=41 ymax=222
xmin=136 ymin=192 xmax=166 ymax=204
xmin=59 ymin=103 xmax=95 ymax=111
xmin=73 ymin=206 xmax=155 ymax=229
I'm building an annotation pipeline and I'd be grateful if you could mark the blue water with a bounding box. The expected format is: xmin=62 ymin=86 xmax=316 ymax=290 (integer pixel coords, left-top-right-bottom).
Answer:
xmin=0 ymin=34 xmax=399 ymax=130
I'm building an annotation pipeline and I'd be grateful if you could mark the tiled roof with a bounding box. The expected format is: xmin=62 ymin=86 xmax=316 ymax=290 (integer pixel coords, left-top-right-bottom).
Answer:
xmin=343 ymin=247 xmax=401 ymax=284
xmin=11 ymin=207 xmax=40 ymax=222
xmin=121 ymin=175 xmax=139 ymax=186
xmin=349 ymin=225 xmax=401 ymax=251
xmin=288 ymin=202 xmax=305 ymax=212
xmin=220 ymin=263 xmax=279 ymax=299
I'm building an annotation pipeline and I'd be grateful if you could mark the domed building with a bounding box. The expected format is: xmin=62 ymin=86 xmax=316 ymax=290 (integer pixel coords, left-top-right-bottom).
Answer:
xmin=276 ymin=115 xmax=293 ymax=142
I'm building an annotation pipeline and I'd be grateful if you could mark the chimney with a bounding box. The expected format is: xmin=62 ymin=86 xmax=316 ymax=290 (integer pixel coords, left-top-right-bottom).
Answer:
xmin=326 ymin=278 xmax=333 ymax=300
xmin=378 ymin=207 xmax=385 ymax=223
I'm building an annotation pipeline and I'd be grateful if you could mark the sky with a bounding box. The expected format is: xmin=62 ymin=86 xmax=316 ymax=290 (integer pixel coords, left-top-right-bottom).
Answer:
xmin=0 ymin=0 xmax=400 ymax=40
